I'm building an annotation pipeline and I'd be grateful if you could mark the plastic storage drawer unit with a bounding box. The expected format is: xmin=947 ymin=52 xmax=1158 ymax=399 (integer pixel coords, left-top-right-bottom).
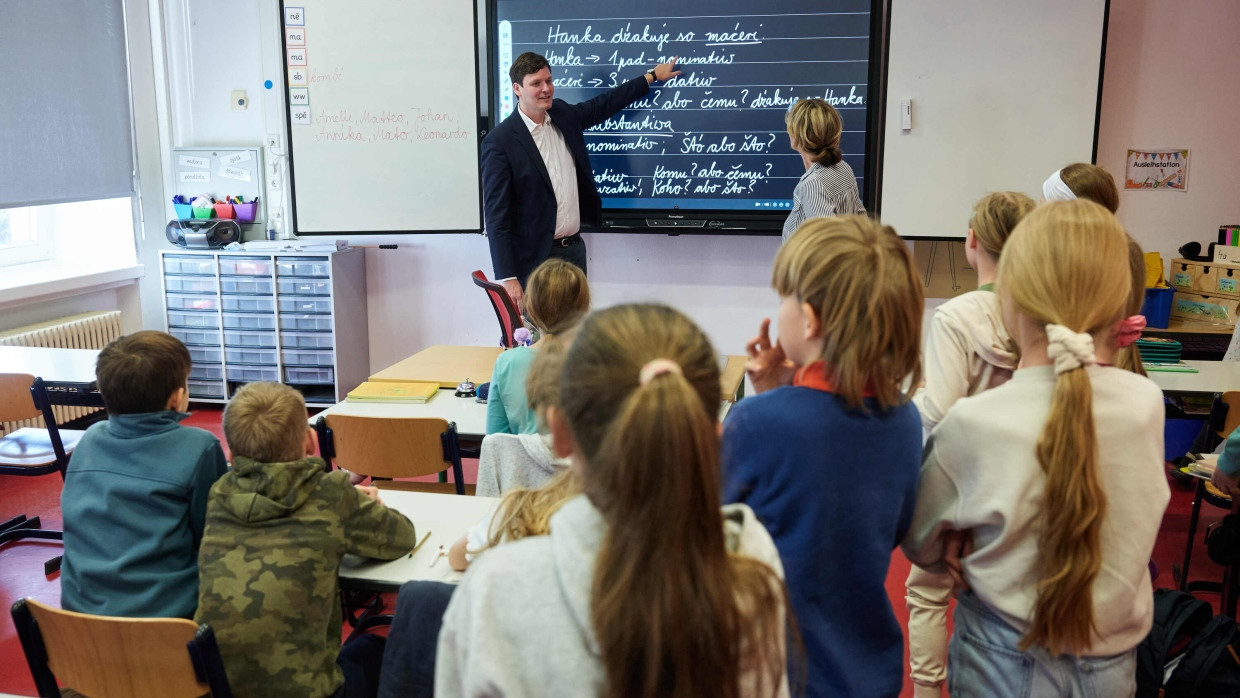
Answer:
xmin=280 ymin=331 xmax=334 ymax=350
xmin=218 ymin=257 xmax=273 ymax=276
xmin=170 ymin=328 xmax=222 ymax=347
xmin=281 ymin=349 xmax=334 ymax=366
xmin=225 ymin=347 xmax=279 ymax=365
xmin=276 ymin=258 xmax=330 ymax=277
xmin=278 ymin=297 xmax=332 ymax=314
xmin=189 ymin=346 xmax=224 ymax=364
xmin=166 ymin=293 xmax=219 ymax=312
xmin=277 ymin=278 xmax=332 ymax=296
xmin=164 ymin=276 xmax=218 ymax=294
xmin=190 ymin=364 xmax=225 ymax=381
xmin=228 ymin=365 xmax=280 ymax=382
xmin=221 ymin=296 xmax=277 ymax=313
xmin=220 ymin=277 xmax=275 ymax=295
xmin=223 ymin=330 xmax=278 ymax=348
xmin=163 ymin=255 xmax=216 ymax=276
xmin=188 ymin=379 xmax=226 ymax=399
xmin=279 ymin=314 xmax=333 ymax=332
xmin=285 ymin=367 xmax=335 ymax=384
xmin=167 ymin=310 xmax=221 ymax=329
xmin=222 ymin=312 xmax=277 ymax=331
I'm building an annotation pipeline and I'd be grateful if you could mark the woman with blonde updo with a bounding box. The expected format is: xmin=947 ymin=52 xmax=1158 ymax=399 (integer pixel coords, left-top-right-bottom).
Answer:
xmin=903 ymin=200 xmax=1169 ymax=696
xmin=781 ymin=98 xmax=865 ymax=240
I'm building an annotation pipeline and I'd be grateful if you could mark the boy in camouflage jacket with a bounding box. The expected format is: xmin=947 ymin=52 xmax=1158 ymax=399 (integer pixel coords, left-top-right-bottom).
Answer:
xmin=195 ymin=382 xmax=416 ymax=698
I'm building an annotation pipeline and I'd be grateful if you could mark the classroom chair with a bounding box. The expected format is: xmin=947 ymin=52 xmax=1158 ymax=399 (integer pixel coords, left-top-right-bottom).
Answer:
xmin=0 ymin=374 xmax=84 ymax=551
xmin=471 ymin=270 xmax=522 ymax=348
xmin=316 ymin=414 xmax=474 ymax=495
xmin=1176 ymin=391 xmax=1240 ymax=618
xmin=10 ymin=597 xmax=233 ymax=698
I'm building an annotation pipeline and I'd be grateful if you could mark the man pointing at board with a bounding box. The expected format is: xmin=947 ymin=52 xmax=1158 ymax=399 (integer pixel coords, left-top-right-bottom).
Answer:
xmin=482 ymin=52 xmax=680 ymax=312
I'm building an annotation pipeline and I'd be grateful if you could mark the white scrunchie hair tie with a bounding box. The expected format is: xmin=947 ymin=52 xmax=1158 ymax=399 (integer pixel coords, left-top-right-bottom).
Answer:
xmin=1045 ymin=323 xmax=1095 ymax=375
xmin=639 ymin=358 xmax=682 ymax=385
xmin=1042 ymin=169 xmax=1078 ymax=202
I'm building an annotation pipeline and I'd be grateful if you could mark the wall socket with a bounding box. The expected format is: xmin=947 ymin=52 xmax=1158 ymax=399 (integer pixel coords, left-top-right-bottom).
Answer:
xmin=269 ymin=176 xmax=281 ymax=190
xmin=265 ymin=133 xmax=281 ymax=150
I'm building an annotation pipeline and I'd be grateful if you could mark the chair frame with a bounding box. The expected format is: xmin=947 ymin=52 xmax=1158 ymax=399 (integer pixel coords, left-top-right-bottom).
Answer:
xmin=472 ymin=269 xmax=522 ymax=349
xmin=11 ymin=598 xmax=233 ymax=698
xmin=315 ymin=415 xmax=468 ymax=495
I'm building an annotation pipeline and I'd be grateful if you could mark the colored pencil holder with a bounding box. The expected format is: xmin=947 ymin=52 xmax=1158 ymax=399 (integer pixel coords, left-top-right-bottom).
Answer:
xmin=233 ymin=202 xmax=257 ymax=223
xmin=191 ymin=206 xmax=213 ymax=219
xmin=173 ymin=203 xmax=193 ymax=219
xmin=213 ymin=203 xmax=235 ymax=219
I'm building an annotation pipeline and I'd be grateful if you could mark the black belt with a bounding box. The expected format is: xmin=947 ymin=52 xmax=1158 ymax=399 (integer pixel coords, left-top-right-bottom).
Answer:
xmin=552 ymin=233 xmax=581 ymax=248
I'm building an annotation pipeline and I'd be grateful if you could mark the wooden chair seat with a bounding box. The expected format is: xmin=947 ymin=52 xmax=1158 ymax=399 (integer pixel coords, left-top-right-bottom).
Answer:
xmin=0 ymin=427 xmax=84 ymax=468
xmin=316 ymin=414 xmax=472 ymax=495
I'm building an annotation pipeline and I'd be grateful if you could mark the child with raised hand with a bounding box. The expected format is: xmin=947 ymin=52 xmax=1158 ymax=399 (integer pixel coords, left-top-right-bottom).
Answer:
xmin=723 ymin=215 xmax=924 ymax=698
xmin=902 ymin=200 xmax=1169 ymax=696
xmin=486 ymin=257 xmax=589 ymax=435
xmin=905 ymin=191 xmax=1033 ymax=697
xmin=60 ymin=330 xmax=228 ymax=619
xmin=438 ymin=304 xmax=790 ymax=698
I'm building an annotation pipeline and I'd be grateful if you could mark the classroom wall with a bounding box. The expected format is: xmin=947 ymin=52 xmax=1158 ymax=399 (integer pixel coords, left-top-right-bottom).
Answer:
xmin=1096 ymin=0 xmax=1240 ymax=263
xmin=130 ymin=0 xmax=1240 ymax=374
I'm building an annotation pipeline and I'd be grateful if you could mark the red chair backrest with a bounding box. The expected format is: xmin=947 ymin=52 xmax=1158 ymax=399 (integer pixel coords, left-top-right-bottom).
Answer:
xmin=472 ymin=270 xmax=521 ymax=348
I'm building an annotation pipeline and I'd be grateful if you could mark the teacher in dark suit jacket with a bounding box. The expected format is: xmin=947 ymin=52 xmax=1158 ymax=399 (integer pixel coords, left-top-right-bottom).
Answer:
xmin=482 ymin=52 xmax=680 ymax=312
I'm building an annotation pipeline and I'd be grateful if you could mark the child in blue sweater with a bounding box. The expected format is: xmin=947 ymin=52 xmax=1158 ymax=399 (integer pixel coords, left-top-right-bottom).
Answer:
xmin=60 ymin=330 xmax=228 ymax=618
xmin=722 ymin=216 xmax=924 ymax=698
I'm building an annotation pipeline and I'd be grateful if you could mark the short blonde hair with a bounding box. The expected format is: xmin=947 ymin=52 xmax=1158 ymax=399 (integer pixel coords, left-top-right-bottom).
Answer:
xmin=524 ymin=259 xmax=590 ymax=335
xmin=971 ymin=191 xmax=1036 ymax=258
xmin=223 ymin=382 xmax=308 ymax=463
xmin=773 ymin=215 xmax=922 ymax=410
xmin=785 ymin=98 xmax=843 ymax=166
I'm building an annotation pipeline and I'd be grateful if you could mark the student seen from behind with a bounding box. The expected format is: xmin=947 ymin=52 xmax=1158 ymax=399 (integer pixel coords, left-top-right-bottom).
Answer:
xmin=723 ymin=216 xmax=924 ymax=698
xmin=195 ymin=381 xmax=416 ymax=698
xmin=60 ymin=330 xmax=228 ymax=619
xmin=902 ymin=200 xmax=1169 ymax=695
xmin=438 ymin=303 xmax=791 ymax=698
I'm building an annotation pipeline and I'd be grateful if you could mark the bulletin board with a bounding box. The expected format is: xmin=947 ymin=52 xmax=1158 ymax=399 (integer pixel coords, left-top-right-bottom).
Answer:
xmin=169 ymin=146 xmax=266 ymax=226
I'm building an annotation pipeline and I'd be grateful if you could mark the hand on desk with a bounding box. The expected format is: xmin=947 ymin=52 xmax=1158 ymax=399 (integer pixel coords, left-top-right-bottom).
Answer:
xmin=1212 ymin=468 xmax=1240 ymax=512
xmin=502 ymin=279 xmax=525 ymax=316
xmin=355 ymin=485 xmax=384 ymax=506
xmin=745 ymin=318 xmax=796 ymax=394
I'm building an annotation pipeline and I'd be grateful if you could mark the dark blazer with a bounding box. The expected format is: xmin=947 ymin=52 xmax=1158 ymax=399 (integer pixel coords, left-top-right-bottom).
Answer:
xmin=482 ymin=76 xmax=650 ymax=284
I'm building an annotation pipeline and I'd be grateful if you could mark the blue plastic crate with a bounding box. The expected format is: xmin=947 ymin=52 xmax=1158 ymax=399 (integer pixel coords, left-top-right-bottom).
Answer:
xmin=1142 ymin=287 xmax=1173 ymax=329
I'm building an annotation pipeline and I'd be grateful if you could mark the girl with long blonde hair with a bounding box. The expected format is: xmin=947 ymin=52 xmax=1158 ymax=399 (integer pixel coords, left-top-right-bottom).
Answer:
xmin=438 ymin=304 xmax=791 ymax=698
xmin=902 ymin=200 xmax=1169 ymax=695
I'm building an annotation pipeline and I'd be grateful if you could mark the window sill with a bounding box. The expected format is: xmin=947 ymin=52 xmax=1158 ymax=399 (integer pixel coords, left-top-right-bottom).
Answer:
xmin=0 ymin=261 xmax=144 ymax=309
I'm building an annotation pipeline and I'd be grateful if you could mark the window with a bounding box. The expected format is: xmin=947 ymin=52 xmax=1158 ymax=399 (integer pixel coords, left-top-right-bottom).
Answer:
xmin=0 ymin=206 xmax=54 ymax=267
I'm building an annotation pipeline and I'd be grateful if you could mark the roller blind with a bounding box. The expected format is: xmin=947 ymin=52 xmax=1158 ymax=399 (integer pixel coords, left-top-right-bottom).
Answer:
xmin=0 ymin=0 xmax=135 ymax=208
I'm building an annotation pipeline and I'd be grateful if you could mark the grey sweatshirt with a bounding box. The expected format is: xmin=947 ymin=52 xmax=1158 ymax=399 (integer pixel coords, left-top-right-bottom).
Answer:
xmin=475 ymin=432 xmax=567 ymax=497
xmin=435 ymin=495 xmax=789 ymax=698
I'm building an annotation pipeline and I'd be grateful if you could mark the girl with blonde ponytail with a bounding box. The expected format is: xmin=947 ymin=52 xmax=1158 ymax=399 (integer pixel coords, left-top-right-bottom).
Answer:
xmin=902 ymin=200 xmax=1170 ymax=696
xmin=437 ymin=304 xmax=790 ymax=698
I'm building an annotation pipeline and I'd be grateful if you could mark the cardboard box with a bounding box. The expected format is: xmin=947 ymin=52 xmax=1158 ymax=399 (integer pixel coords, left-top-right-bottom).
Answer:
xmin=1170 ymin=290 xmax=1239 ymax=326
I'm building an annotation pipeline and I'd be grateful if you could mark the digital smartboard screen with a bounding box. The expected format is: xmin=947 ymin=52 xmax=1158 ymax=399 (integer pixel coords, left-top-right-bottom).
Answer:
xmin=490 ymin=0 xmax=882 ymax=233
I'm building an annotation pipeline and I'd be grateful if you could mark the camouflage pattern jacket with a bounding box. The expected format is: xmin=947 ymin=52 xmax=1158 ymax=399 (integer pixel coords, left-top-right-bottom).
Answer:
xmin=195 ymin=455 xmax=415 ymax=697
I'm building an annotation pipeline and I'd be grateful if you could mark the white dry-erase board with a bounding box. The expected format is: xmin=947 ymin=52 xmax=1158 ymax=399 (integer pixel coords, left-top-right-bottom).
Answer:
xmin=879 ymin=0 xmax=1109 ymax=239
xmin=280 ymin=2 xmax=482 ymax=235
xmin=170 ymin=147 xmax=266 ymax=225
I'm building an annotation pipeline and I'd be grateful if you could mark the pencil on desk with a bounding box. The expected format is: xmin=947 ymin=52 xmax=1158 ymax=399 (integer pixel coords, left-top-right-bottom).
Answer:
xmin=409 ymin=530 xmax=431 ymax=558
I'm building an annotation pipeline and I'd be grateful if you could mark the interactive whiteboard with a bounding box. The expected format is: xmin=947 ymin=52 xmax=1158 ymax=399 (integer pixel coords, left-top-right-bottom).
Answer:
xmin=280 ymin=1 xmax=482 ymax=235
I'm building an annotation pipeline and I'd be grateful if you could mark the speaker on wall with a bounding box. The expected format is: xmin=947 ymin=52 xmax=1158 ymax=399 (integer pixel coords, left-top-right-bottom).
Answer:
xmin=165 ymin=219 xmax=241 ymax=248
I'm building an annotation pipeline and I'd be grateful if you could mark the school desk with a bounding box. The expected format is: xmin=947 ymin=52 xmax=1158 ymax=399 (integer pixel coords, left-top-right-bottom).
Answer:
xmin=337 ymin=490 xmax=499 ymax=592
xmin=1148 ymin=360 xmax=1240 ymax=396
xmin=309 ymin=388 xmax=488 ymax=440
xmin=1143 ymin=319 xmax=1233 ymax=361
xmin=0 ymin=346 xmax=101 ymax=407
xmin=369 ymin=345 xmax=749 ymax=401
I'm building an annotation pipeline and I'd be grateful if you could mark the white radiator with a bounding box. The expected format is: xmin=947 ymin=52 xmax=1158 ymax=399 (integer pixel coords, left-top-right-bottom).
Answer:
xmin=0 ymin=311 xmax=122 ymax=429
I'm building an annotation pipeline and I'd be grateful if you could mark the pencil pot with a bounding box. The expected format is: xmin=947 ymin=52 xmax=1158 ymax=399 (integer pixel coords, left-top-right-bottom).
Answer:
xmin=173 ymin=203 xmax=193 ymax=219
xmin=191 ymin=206 xmax=213 ymax=219
xmin=233 ymin=201 xmax=257 ymax=223
xmin=1141 ymin=287 xmax=1173 ymax=329
xmin=213 ymin=203 xmax=235 ymax=219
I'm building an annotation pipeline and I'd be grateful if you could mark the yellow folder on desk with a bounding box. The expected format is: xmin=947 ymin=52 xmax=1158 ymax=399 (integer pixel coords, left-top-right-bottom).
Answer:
xmin=347 ymin=381 xmax=439 ymax=403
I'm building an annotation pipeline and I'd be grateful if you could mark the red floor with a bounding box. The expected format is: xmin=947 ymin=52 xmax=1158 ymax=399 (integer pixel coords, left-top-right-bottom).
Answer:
xmin=0 ymin=407 xmax=1228 ymax=696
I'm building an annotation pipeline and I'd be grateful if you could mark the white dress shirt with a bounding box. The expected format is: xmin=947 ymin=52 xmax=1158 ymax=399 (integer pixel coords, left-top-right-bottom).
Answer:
xmin=518 ymin=106 xmax=580 ymax=240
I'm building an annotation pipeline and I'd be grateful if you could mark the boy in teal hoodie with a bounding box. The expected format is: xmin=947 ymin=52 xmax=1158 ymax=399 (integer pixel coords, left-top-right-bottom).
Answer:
xmin=60 ymin=330 xmax=228 ymax=618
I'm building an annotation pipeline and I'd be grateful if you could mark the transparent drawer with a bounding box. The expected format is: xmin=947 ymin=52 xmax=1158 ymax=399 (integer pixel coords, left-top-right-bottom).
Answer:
xmin=167 ymin=309 xmax=221 ymax=329
xmin=190 ymin=364 xmax=224 ymax=381
xmin=220 ymin=276 xmax=275 ymax=295
xmin=227 ymin=365 xmax=280 ymax=382
xmin=222 ymin=312 xmax=277 ymax=331
xmin=223 ymin=330 xmax=277 ymax=348
xmin=166 ymin=293 xmax=219 ymax=311
xmin=281 ymin=348 xmax=334 ymax=367
xmin=170 ymin=328 xmax=221 ymax=347
xmin=285 ymin=366 xmax=335 ymax=384
xmin=225 ymin=347 xmax=278 ymax=365
xmin=188 ymin=379 xmax=225 ymax=399
xmin=280 ymin=331 xmax=334 ymax=350
xmin=279 ymin=314 xmax=333 ymax=332
xmin=276 ymin=258 xmax=330 ymax=278
xmin=221 ymin=296 xmax=276 ymax=313
xmin=277 ymin=278 xmax=331 ymax=296
xmin=163 ymin=255 xmax=216 ymax=275
xmin=189 ymin=346 xmax=224 ymax=363
xmin=218 ymin=256 xmax=273 ymax=275
xmin=278 ymin=296 xmax=332 ymax=314
xmin=164 ymin=276 xmax=218 ymax=294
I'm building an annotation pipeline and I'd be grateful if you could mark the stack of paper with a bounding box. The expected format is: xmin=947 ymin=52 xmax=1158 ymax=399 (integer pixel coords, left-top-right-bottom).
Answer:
xmin=1143 ymin=361 xmax=1199 ymax=373
xmin=1182 ymin=455 xmax=1218 ymax=480
xmin=346 ymin=381 xmax=439 ymax=403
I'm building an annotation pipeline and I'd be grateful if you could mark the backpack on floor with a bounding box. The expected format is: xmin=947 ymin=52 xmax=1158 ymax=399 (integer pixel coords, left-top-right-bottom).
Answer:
xmin=1136 ymin=588 xmax=1240 ymax=698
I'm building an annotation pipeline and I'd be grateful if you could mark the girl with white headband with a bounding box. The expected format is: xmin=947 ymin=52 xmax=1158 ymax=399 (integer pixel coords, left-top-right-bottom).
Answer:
xmin=438 ymin=303 xmax=791 ymax=698
xmin=902 ymin=199 xmax=1168 ymax=696
xmin=1042 ymin=163 xmax=1120 ymax=213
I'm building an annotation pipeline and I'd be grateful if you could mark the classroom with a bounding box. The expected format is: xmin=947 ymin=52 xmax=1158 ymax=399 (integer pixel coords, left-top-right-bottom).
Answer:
xmin=2 ymin=1 xmax=1240 ymax=697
